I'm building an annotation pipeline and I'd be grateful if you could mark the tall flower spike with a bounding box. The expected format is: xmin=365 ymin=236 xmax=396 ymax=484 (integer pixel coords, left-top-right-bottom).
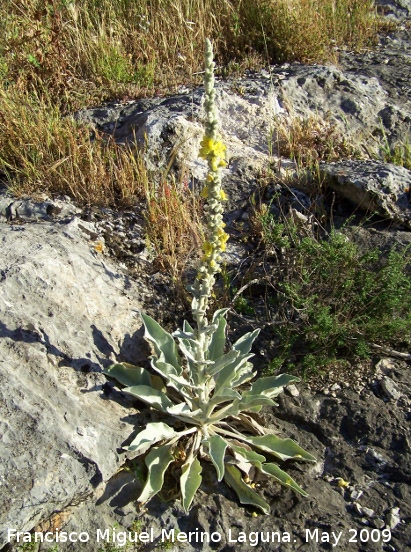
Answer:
xmin=191 ymin=39 xmax=229 ymax=332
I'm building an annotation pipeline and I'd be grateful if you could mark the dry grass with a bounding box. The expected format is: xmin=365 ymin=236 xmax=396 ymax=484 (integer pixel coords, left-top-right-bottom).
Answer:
xmin=144 ymin=172 xmax=204 ymax=285
xmin=0 ymin=0 xmax=381 ymax=277
xmin=274 ymin=110 xmax=362 ymax=168
xmin=0 ymin=89 xmax=148 ymax=206
xmin=1 ymin=1 xmax=380 ymax=111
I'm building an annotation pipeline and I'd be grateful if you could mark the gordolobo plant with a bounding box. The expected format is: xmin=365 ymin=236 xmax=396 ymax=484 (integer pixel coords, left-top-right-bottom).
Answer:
xmin=104 ymin=39 xmax=315 ymax=514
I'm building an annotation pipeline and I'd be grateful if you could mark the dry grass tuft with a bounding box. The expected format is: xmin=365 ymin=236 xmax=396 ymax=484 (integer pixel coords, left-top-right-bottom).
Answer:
xmin=274 ymin=110 xmax=362 ymax=168
xmin=144 ymin=172 xmax=204 ymax=285
xmin=1 ymin=1 xmax=380 ymax=111
xmin=0 ymin=89 xmax=148 ymax=206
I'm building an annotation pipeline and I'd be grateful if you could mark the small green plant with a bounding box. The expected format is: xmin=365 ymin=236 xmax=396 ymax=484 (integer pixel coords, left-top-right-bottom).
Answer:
xmin=379 ymin=131 xmax=411 ymax=170
xmin=104 ymin=39 xmax=315 ymax=515
xmin=253 ymin=205 xmax=411 ymax=374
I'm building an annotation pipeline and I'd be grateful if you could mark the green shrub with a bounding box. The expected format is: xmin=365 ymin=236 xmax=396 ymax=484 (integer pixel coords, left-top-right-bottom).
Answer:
xmin=253 ymin=207 xmax=411 ymax=374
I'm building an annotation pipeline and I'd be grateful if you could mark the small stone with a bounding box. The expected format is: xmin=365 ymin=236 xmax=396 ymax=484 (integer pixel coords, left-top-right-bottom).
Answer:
xmin=285 ymin=384 xmax=300 ymax=397
xmin=330 ymin=383 xmax=341 ymax=391
xmin=381 ymin=377 xmax=402 ymax=401
xmin=362 ymin=507 xmax=375 ymax=518
xmin=323 ymin=388 xmax=330 ymax=395
xmin=385 ymin=508 xmax=401 ymax=530
xmin=370 ymin=518 xmax=385 ymax=529
xmin=350 ymin=489 xmax=363 ymax=501
xmin=354 ymin=503 xmax=363 ymax=516
xmin=375 ymin=358 xmax=397 ymax=376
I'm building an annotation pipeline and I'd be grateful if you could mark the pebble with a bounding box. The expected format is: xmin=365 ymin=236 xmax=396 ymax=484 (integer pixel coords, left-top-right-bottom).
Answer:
xmin=350 ymin=489 xmax=363 ymax=501
xmin=380 ymin=377 xmax=402 ymax=401
xmin=285 ymin=384 xmax=300 ymax=397
xmin=375 ymin=358 xmax=397 ymax=376
xmin=385 ymin=508 xmax=401 ymax=530
xmin=370 ymin=518 xmax=385 ymax=529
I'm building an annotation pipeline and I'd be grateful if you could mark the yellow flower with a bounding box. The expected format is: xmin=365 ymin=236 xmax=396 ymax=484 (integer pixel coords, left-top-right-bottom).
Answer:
xmin=337 ymin=478 xmax=350 ymax=488
xmin=199 ymin=137 xmax=226 ymax=161
xmin=219 ymin=189 xmax=227 ymax=201
xmin=202 ymin=241 xmax=213 ymax=257
xmin=201 ymin=186 xmax=209 ymax=199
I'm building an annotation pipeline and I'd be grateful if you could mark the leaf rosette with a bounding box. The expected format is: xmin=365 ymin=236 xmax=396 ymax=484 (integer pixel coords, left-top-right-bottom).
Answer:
xmin=104 ymin=309 xmax=315 ymax=514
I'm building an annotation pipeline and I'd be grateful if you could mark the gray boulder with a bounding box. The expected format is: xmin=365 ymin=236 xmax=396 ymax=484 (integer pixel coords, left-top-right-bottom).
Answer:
xmin=75 ymin=62 xmax=411 ymax=226
xmin=0 ymin=211 xmax=145 ymax=548
xmin=320 ymin=160 xmax=411 ymax=227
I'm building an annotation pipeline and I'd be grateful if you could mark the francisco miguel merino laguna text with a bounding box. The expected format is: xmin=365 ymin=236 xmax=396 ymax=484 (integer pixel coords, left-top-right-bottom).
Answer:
xmin=8 ymin=527 xmax=295 ymax=547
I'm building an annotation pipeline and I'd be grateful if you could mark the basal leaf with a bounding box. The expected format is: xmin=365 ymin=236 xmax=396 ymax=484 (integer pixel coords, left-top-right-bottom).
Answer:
xmin=261 ymin=463 xmax=308 ymax=496
xmin=138 ymin=443 xmax=174 ymax=504
xmin=166 ymin=402 xmax=193 ymax=415
xmin=180 ymin=457 xmax=202 ymax=512
xmin=141 ymin=313 xmax=181 ymax=374
xmin=230 ymin=444 xmax=266 ymax=466
xmin=246 ymin=434 xmax=316 ymax=462
xmin=125 ymin=422 xmax=177 ymax=455
xmin=232 ymin=329 xmax=260 ymax=355
xmin=103 ymin=363 xmax=151 ymax=388
xmin=224 ymin=464 xmax=270 ymax=515
xmin=245 ymin=374 xmax=300 ymax=399
xmin=123 ymin=384 xmax=175 ymax=412
xmin=204 ymin=434 xmax=228 ymax=481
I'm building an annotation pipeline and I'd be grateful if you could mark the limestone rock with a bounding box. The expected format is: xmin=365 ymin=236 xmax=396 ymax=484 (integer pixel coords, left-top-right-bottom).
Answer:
xmin=0 ymin=214 xmax=144 ymax=548
xmin=320 ymin=160 xmax=411 ymax=227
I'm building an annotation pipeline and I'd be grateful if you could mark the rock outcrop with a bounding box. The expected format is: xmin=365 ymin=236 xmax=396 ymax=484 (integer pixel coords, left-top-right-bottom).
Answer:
xmin=0 ymin=203 xmax=147 ymax=548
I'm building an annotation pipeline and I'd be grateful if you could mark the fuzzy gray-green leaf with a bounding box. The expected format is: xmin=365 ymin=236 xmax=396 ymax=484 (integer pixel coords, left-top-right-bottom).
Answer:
xmin=213 ymin=353 xmax=253 ymax=394
xmin=205 ymin=434 xmax=228 ymax=481
xmin=141 ymin=313 xmax=181 ymax=373
xmin=125 ymin=422 xmax=177 ymax=455
xmin=224 ymin=464 xmax=270 ymax=515
xmin=138 ymin=443 xmax=174 ymax=504
xmin=232 ymin=329 xmax=260 ymax=355
xmin=123 ymin=384 xmax=175 ymax=412
xmin=208 ymin=309 xmax=228 ymax=361
xmin=261 ymin=463 xmax=308 ymax=496
xmin=246 ymin=434 xmax=316 ymax=462
xmin=180 ymin=456 xmax=202 ymax=512
xmin=103 ymin=363 xmax=151 ymax=388
xmin=245 ymin=374 xmax=300 ymax=399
